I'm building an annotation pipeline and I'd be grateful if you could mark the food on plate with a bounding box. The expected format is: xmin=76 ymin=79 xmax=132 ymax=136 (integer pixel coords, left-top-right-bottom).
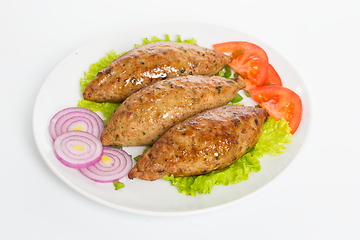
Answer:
xmin=128 ymin=105 xmax=268 ymax=181
xmin=80 ymin=50 xmax=121 ymax=92
xmin=243 ymin=63 xmax=283 ymax=90
xmin=83 ymin=42 xmax=231 ymax=103
xmin=49 ymin=107 xmax=104 ymax=140
xmin=113 ymin=181 xmax=125 ymax=190
xmin=213 ymin=41 xmax=303 ymax=134
xmin=79 ymin=146 xmax=134 ymax=183
xmin=249 ymin=85 xmax=302 ymax=134
xmin=165 ymin=117 xmax=292 ymax=196
xmin=53 ymin=131 xmax=103 ymax=169
xmin=50 ymin=107 xmax=134 ymax=187
xmin=213 ymin=41 xmax=269 ymax=88
xmin=101 ymin=75 xmax=246 ymax=146
xmin=66 ymin=35 xmax=299 ymax=195
xmin=263 ymin=64 xmax=282 ymax=87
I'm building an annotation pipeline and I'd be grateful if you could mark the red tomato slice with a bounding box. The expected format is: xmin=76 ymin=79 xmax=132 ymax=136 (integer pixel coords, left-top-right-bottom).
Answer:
xmin=243 ymin=79 xmax=257 ymax=90
xmin=263 ymin=64 xmax=282 ymax=86
xmin=213 ymin=41 xmax=269 ymax=86
xmin=249 ymin=86 xmax=302 ymax=134
xmin=242 ymin=64 xmax=282 ymax=90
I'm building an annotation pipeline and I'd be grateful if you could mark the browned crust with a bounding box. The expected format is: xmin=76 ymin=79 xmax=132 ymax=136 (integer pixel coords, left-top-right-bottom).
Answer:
xmin=83 ymin=42 xmax=231 ymax=103
xmin=128 ymin=106 xmax=268 ymax=181
xmin=100 ymin=75 xmax=245 ymax=146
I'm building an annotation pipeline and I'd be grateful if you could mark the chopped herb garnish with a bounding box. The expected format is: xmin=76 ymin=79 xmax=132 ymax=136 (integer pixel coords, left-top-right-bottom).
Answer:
xmin=224 ymin=65 xmax=232 ymax=78
xmin=133 ymin=146 xmax=152 ymax=161
xmin=113 ymin=181 xmax=125 ymax=190
xmin=231 ymin=93 xmax=243 ymax=103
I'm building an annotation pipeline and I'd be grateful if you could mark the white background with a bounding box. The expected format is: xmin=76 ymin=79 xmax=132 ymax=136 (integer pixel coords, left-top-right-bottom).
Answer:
xmin=1 ymin=0 xmax=360 ymax=239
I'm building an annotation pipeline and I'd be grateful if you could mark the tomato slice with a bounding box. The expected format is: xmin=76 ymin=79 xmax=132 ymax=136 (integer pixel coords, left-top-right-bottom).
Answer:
xmin=241 ymin=64 xmax=282 ymax=90
xmin=249 ymin=86 xmax=302 ymax=134
xmin=213 ymin=41 xmax=269 ymax=86
xmin=263 ymin=64 xmax=282 ymax=86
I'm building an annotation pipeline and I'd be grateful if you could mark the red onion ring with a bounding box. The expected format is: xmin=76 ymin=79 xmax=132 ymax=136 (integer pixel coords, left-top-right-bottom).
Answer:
xmin=49 ymin=107 xmax=104 ymax=141
xmin=54 ymin=131 xmax=103 ymax=169
xmin=79 ymin=146 xmax=134 ymax=183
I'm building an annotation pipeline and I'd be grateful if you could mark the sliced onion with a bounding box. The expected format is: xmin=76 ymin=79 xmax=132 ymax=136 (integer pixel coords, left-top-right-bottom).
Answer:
xmin=49 ymin=107 xmax=104 ymax=141
xmin=54 ymin=131 xmax=103 ymax=169
xmin=79 ymin=146 xmax=134 ymax=183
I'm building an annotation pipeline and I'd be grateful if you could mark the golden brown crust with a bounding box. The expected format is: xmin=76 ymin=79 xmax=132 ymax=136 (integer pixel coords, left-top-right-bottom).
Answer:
xmin=128 ymin=106 xmax=268 ymax=181
xmin=100 ymin=75 xmax=245 ymax=146
xmin=83 ymin=42 xmax=231 ymax=103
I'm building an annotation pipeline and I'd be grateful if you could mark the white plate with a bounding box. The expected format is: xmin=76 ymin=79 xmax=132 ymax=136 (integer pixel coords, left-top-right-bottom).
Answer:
xmin=32 ymin=21 xmax=311 ymax=216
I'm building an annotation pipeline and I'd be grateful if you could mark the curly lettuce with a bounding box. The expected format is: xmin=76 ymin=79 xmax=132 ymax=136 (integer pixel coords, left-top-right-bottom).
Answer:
xmin=164 ymin=117 xmax=292 ymax=196
xmin=135 ymin=34 xmax=197 ymax=47
xmin=77 ymin=100 xmax=119 ymax=124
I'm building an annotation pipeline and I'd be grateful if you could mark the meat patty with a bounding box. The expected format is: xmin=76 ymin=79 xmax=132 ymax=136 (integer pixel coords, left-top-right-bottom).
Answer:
xmin=128 ymin=106 xmax=268 ymax=181
xmin=101 ymin=75 xmax=245 ymax=146
xmin=83 ymin=42 xmax=231 ymax=103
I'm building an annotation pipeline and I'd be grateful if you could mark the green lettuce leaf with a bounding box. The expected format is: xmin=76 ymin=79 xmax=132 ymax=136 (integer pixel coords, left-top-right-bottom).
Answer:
xmin=134 ymin=34 xmax=197 ymax=48
xmin=77 ymin=100 xmax=119 ymax=124
xmin=164 ymin=117 xmax=292 ymax=196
